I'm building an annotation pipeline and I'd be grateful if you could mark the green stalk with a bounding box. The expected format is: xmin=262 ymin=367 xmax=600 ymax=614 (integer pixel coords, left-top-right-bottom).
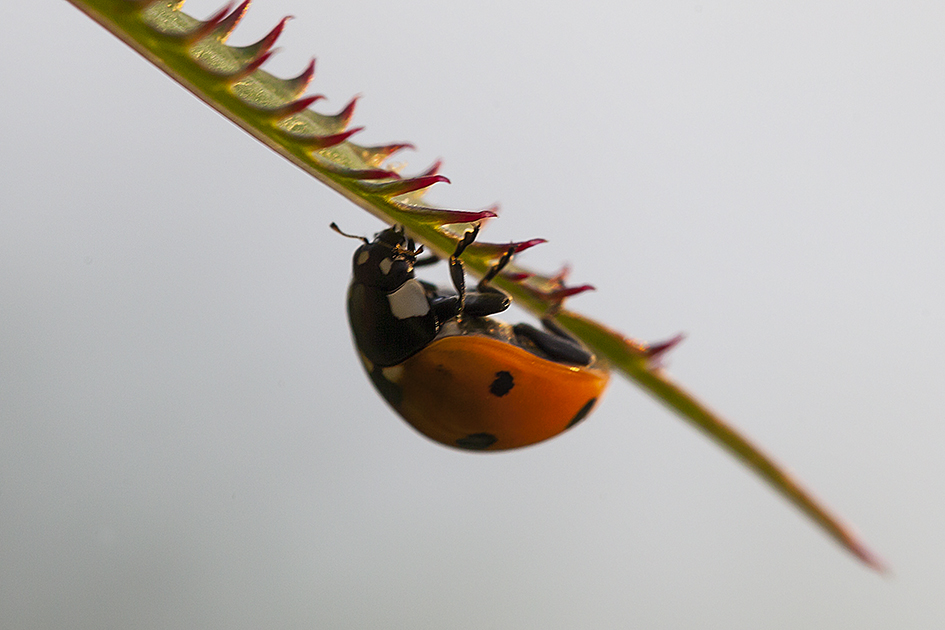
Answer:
xmin=63 ymin=0 xmax=885 ymax=570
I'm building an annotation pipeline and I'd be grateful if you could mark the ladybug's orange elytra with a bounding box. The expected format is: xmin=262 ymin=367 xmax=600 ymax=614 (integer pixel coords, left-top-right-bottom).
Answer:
xmin=369 ymin=334 xmax=609 ymax=450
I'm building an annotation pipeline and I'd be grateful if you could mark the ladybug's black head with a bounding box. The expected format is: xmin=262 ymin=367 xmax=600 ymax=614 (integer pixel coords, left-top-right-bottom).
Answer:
xmin=351 ymin=225 xmax=422 ymax=291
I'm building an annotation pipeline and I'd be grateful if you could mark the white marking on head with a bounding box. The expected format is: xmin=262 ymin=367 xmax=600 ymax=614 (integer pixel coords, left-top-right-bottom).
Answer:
xmin=356 ymin=251 xmax=370 ymax=266
xmin=382 ymin=365 xmax=404 ymax=383
xmin=379 ymin=258 xmax=393 ymax=275
xmin=387 ymin=279 xmax=430 ymax=320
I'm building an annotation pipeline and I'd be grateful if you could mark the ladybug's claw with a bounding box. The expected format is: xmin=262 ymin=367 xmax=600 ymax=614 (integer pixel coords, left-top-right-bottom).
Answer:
xmin=452 ymin=225 xmax=480 ymax=260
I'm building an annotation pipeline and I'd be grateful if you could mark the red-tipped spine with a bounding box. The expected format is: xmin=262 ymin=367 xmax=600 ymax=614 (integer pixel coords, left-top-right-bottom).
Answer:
xmin=356 ymin=143 xmax=416 ymax=167
xmin=223 ymin=49 xmax=274 ymax=83
xmin=184 ymin=2 xmax=234 ymax=45
xmin=358 ymin=174 xmax=450 ymax=197
xmin=231 ymin=15 xmax=290 ymax=60
xmin=468 ymin=238 xmax=547 ymax=258
xmin=211 ymin=0 xmax=251 ymax=41
xmin=320 ymin=97 xmax=359 ymax=134
xmin=262 ymin=94 xmax=324 ymax=122
xmin=552 ymin=284 xmax=596 ymax=300
xmin=501 ymin=271 xmax=533 ymax=283
xmin=317 ymin=162 xmax=400 ymax=181
xmin=519 ymin=278 xmax=595 ymax=305
xmin=417 ymin=159 xmax=443 ymax=178
xmin=283 ymin=59 xmax=316 ymax=100
xmin=392 ymin=204 xmax=499 ymax=225
xmin=643 ymin=333 xmax=685 ymax=361
xmin=283 ymin=127 xmax=364 ymax=151
xmin=549 ymin=264 xmax=572 ymax=284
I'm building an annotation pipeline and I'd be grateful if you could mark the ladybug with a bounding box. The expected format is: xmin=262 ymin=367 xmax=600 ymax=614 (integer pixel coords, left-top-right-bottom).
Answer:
xmin=333 ymin=222 xmax=610 ymax=451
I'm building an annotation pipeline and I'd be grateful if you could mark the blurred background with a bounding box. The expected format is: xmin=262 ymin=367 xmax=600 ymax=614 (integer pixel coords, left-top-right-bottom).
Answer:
xmin=2 ymin=1 xmax=943 ymax=628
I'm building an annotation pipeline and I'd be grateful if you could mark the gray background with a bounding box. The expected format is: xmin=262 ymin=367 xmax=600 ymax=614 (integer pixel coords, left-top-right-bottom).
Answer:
xmin=2 ymin=1 xmax=943 ymax=628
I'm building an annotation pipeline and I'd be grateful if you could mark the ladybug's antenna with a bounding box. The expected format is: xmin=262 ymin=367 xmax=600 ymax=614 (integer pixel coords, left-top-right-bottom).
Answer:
xmin=330 ymin=222 xmax=369 ymax=244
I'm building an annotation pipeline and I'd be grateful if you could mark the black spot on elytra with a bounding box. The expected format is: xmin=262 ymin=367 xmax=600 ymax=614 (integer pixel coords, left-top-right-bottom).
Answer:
xmin=566 ymin=398 xmax=597 ymax=429
xmin=489 ymin=371 xmax=514 ymax=397
xmin=368 ymin=365 xmax=402 ymax=407
xmin=456 ymin=433 xmax=497 ymax=450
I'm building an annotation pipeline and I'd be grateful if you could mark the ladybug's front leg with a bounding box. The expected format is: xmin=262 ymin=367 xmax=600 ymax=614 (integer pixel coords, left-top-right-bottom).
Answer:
xmin=476 ymin=246 xmax=514 ymax=294
xmin=464 ymin=245 xmax=514 ymax=318
xmin=450 ymin=227 xmax=512 ymax=318
xmin=447 ymin=226 xmax=479 ymax=312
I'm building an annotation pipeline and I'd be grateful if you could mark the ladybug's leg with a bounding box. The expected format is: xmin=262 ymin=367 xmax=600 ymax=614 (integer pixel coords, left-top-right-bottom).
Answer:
xmin=414 ymin=253 xmax=440 ymax=268
xmin=477 ymin=246 xmax=514 ymax=293
xmin=449 ymin=226 xmax=513 ymax=318
xmin=539 ymin=317 xmax=579 ymax=343
xmin=513 ymin=320 xmax=593 ymax=366
xmin=464 ymin=245 xmax=513 ymax=318
xmin=430 ymin=295 xmax=462 ymax=321
xmin=417 ymin=278 xmax=462 ymax=321
xmin=448 ymin=226 xmax=480 ymax=311
xmin=463 ymin=290 xmax=511 ymax=317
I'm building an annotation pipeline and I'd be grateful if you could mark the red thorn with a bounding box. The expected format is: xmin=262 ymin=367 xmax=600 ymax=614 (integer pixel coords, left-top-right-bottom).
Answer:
xmin=551 ymin=264 xmax=572 ymax=284
xmin=501 ymin=271 xmax=533 ymax=282
xmin=357 ymin=143 xmax=416 ymax=167
xmin=283 ymin=59 xmax=316 ymax=99
xmin=515 ymin=272 xmax=593 ymax=306
xmin=317 ymin=162 xmax=401 ymax=180
xmin=372 ymin=142 xmax=415 ymax=156
xmin=552 ymin=284 xmax=595 ymax=300
xmin=234 ymin=16 xmax=290 ymax=59
xmin=391 ymin=204 xmax=498 ymax=225
xmin=269 ymin=94 xmax=324 ymax=120
xmin=643 ymin=333 xmax=685 ymax=360
xmin=322 ymin=96 xmax=359 ymax=133
xmin=186 ymin=2 xmax=234 ymax=44
xmin=337 ymin=96 xmax=359 ymax=123
xmin=511 ymin=238 xmax=547 ymax=253
xmin=284 ymin=126 xmax=363 ymax=150
xmin=362 ymin=174 xmax=450 ymax=197
xmin=226 ymin=49 xmax=274 ymax=82
xmin=343 ymin=169 xmax=400 ymax=180
xmin=450 ymin=209 xmax=498 ymax=223
xmin=468 ymin=238 xmax=546 ymax=258
xmin=417 ymin=159 xmax=443 ymax=178
xmin=212 ymin=0 xmax=251 ymax=41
